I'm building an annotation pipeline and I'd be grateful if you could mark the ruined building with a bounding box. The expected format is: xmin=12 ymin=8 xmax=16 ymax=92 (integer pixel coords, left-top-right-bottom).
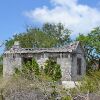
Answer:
xmin=3 ymin=41 xmax=86 ymax=82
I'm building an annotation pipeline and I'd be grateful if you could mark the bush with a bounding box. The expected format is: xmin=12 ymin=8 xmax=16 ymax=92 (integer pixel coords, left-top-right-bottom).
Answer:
xmin=22 ymin=58 xmax=39 ymax=75
xmin=80 ymin=70 xmax=100 ymax=93
xmin=44 ymin=58 xmax=62 ymax=81
xmin=67 ymin=70 xmax=100 ymax=99
xmin=0 ymin=71 xmax=65 ymax=100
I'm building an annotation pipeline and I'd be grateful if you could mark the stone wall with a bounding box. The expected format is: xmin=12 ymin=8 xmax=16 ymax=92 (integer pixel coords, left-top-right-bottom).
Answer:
xmin=3 ymin=50 xmax=86 ymax=81
xmin=57 ymin=53 xmax=72 ymax=81
xmin=3 ymin=53 xmax=22 ymax=77
xmin=3 ymin=42 xmax=86 ymax=82
xmin=71 ymin=45 xmax=86 ymax=81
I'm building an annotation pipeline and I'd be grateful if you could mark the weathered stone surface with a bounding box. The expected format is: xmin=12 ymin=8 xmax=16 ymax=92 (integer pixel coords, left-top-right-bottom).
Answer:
xmin=5 ymin=90 xmax=45 ymax=100
xmin=74 ymin=93 xmax=100 ymax=100
xmin=3 ymin=41 xmax=86 ymax=82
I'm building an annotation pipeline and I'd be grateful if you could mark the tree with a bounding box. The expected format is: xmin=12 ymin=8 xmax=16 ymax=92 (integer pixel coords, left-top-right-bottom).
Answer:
xmin=44 ymin=58 xmax=62 ymax=81
xmin=76 ymin=27 xmax=100 ymax=70
xmin=42 ymin=23 xmax=72 ymax=46
xmin=5 ymin=23 xmax=71 ymax=49
xmin=0 ymin=55 xmax=3 ymax=75
xmin=0 ymin=42 xmax=4 ymax=75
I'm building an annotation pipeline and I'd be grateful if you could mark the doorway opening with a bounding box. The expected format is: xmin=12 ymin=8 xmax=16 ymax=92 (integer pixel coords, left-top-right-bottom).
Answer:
xmin=22 ymin=57 xmax=32 ymax=64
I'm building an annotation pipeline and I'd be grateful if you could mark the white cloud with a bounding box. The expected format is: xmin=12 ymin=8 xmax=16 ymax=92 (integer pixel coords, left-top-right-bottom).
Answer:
xmin=25 ymin=0 xmax=100 ymax=36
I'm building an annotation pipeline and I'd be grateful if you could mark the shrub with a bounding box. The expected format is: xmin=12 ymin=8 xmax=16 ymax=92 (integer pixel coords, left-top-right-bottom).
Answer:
xmin=77 ymin=70 xmax=100 ymax=93
xmin=31 ymin=58 xmax=39 ymax=75
xmin=44 ymin=58 xmax=62 ymax=81
xmin=22 ymin=58 xmax=39 ymax=75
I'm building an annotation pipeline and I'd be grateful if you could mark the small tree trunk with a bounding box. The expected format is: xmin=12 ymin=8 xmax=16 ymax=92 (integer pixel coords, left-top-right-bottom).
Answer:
xmin=0 ymin=89 xmax=5 ymax=100
xmin=98 ymin=59 xmax=100 ymax=70
xmin=86 ymin=91 xmax=89 ymax=100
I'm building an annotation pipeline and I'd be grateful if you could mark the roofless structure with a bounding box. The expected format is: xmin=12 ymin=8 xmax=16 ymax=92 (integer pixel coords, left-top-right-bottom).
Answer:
xmin=3 ymin=41 xmax=86 ymax=82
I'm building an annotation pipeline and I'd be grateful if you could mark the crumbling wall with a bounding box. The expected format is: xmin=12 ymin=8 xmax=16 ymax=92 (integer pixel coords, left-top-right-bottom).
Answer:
xmin=71 ymin=45 xmax=86 ymax=81
xmin=3 ymin=53 xmax=22 ymax=77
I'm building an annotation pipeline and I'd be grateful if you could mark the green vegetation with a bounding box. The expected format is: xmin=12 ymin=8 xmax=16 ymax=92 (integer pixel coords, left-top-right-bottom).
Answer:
xmin=0 ymin=55 xmax=3 ymax=75
xmin=44 ymin=58 xmax=62 ymax=81
xmin=22 ymin=58 xmax=40 ymax=75
xmin=5 ymin=23 xmax=71 ymax=50
xmin=80 ymin=70 xmax=100 ymax=93
xmin=0 ymin=23 xmax=99 ymax=99
xmin=5 ymin=23 xmax=99 ymax=70
xmin=0 ymin=58 xmax=71 ymax=100
xmin=68 ymin=70 xmax=100 ymax=98
xmin=4 ymin=23 xmax=100 ymax=70
xmin=15 ymin=58 xmax=62 ymax=82
xmin=14 ymin=58 xmax=40 ymax=80
xmin=76 ymin=27 xmax=100 ymax=70
xmin=1 ymin=70 xmax=100 ymax=100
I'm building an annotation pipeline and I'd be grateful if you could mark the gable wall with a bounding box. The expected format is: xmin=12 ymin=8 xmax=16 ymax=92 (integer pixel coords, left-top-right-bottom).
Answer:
xmin=3 ymin=43 xmax=86 ymax=81
xmin=71 ymin=45 xmax=86 ymax=81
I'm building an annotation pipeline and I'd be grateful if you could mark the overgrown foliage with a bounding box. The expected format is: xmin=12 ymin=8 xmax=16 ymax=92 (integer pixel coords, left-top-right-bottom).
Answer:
xmin=80 ymin=70 xmax=100 ymax=93
xmin=15 ymin=58 xmax=40 ymax=80
xmin=69 ymin=70 xmax=100 ymax=98
xmin=42 ymin=23 xmax=72 ymax=46
xmin=22 ymin=58 xmax=39 ymax=75
xmin=76 ymin=27 xmax=100 ymax=70
xmin=5 ymin=23 xmax=100 ymax=71
xmin=44 ymin=58 xmax=62 ymax=81
xmin=0 ymin=58 xmax=71 ymax=100
xmin=1 ymin=60 xmax=100 ymax=100
xmin=16 ymin=58 xmax=62 ymax=82
xmin=1 ymin=23 xmax=100 ymax=99
xmin=5 ymin=23 xmax=71 ymax=50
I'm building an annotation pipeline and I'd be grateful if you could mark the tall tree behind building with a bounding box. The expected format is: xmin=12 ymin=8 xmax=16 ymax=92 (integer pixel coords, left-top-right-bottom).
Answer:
xmin=5 ymin=23 xmax=71 ymax=50
xmin=76 ymin=27 xmax=100 ymax=70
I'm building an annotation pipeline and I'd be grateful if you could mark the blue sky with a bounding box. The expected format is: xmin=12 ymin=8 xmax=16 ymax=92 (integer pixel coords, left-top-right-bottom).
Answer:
xmin=0 ymin=0 xmax=100 ymax=53
xmin=0 ymin=0 xmax=50 ymax=41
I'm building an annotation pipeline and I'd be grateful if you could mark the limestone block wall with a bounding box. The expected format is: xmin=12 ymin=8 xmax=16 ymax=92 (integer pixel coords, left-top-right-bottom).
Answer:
xmin=57 ymin=53 xmax=72 ymax=81
xmin=33 ymin=52 xmax=73 ymax=81
xmin=3 ymin=49 xmax=86 ymax=81
xmin=3 ymin=53 xmax=22 ymax=77
xmin=71 ymin=53 xmax=86 ymax=81
xmin=36 ymin=53 xmax=49 ymax=68
xmin=71 ymin=44 xmax=86 ymax=81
